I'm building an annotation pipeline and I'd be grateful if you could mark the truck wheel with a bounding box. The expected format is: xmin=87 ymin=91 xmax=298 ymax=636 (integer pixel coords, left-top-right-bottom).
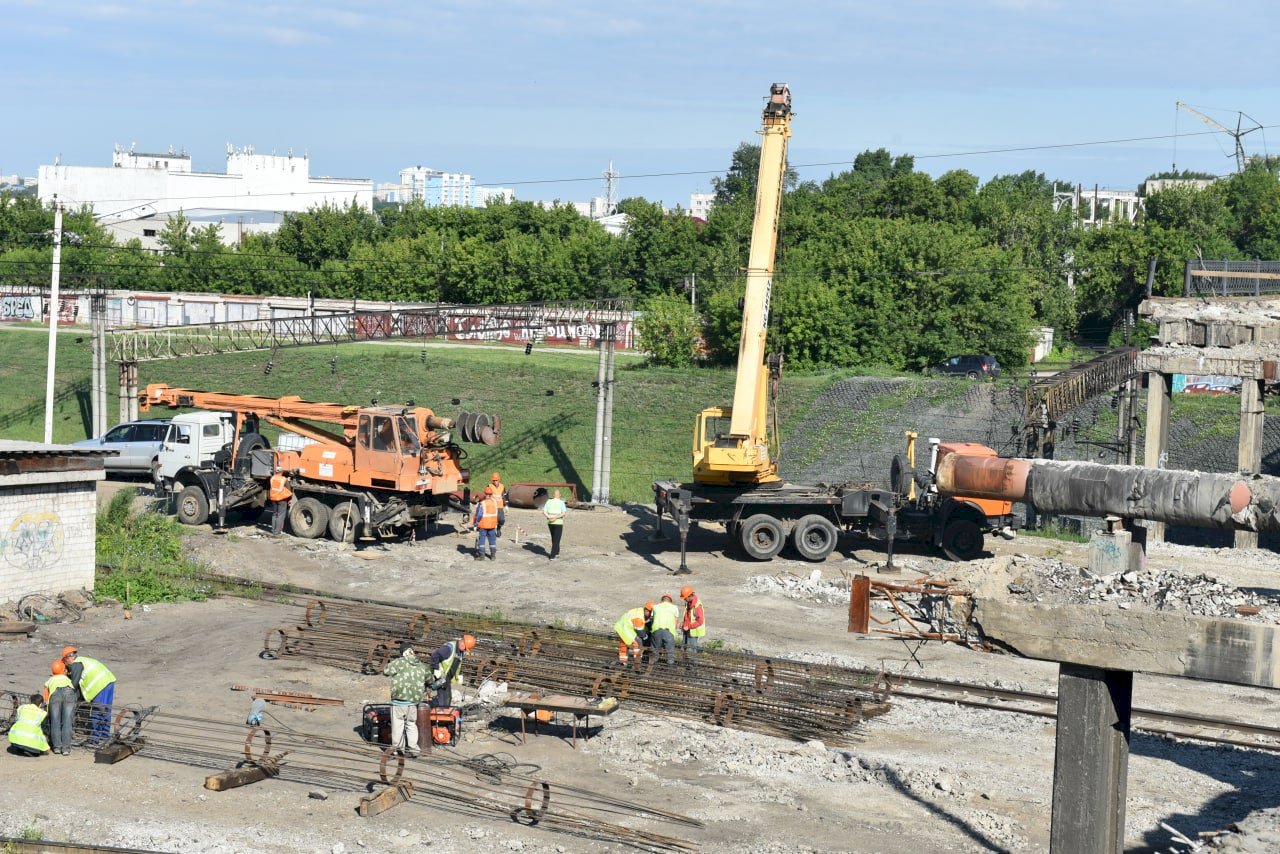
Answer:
xmin=288 ymin=497 xmax=330 ymax=539
xmin=329 ymin=502 xmax=358 ymax=542
xmin=739 ymin=514 xmax=785 ymax=561
xmin=941 ymin=519 xmax=983 ymax=561
xmin=791 ymin=514 xmax=838 ymax=562
xmin=176 ymin=485 xmax=209 ymax=526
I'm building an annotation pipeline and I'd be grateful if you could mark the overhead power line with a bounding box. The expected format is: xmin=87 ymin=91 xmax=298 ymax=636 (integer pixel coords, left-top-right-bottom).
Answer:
xmin=33 ymin=127 xmax=1272 ymax=207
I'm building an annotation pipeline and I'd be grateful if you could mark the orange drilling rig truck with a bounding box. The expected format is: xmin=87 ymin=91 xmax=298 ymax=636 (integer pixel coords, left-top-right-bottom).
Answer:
xmin=141 ymin=383 xmax=499 ymax=540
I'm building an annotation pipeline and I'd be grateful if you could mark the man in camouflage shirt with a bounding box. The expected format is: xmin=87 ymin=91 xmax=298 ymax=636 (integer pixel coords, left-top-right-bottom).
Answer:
xmin=383 ymin=642 xmax=428 ymax=757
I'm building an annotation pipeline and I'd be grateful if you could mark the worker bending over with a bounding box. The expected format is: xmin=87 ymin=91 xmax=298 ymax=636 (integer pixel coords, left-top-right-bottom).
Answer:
xmin=63 ymin=646 xmax=116 ymax=746
xmin=650 ymin=594 xmax=680 ymax=666
xmin=614 ymin=602 xmax=653 ymax=666
xmin=429 ymin=634 xmax=476 ymax=708
xmin=7 ymin=694 xmax=51 ymax=757
xmin=680 ymin=586 xmax=706 ymax=672
xmin=43 ymin=660 xmax=76 ymax=755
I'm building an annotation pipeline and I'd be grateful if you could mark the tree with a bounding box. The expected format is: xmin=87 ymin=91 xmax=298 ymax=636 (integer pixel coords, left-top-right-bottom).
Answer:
xmin=635 ymin=295 xmax=701 ymax=366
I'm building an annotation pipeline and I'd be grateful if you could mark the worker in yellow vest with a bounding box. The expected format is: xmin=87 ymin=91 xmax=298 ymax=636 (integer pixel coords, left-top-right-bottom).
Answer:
xmin=7 ymin=694 xmax=51 ymax=756
xmin=63 ymin=646 xmax=116 ymax=746
xmin=650 ymin=594 xmax=681 ymax=666
xmin=43 ymin=659 xmax=77 ymax=754
xmin=268 ymin=465 xmax=294 ymax=536
xmin=680 ymin=585 xmax=706 ymax=672
xmin=614 ymin=602 xmax=653 ymax=665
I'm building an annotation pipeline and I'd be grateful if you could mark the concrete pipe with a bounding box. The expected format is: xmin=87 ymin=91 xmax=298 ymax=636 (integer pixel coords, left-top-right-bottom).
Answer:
xmin=936 ymin=452 xmax=1280 ymax=534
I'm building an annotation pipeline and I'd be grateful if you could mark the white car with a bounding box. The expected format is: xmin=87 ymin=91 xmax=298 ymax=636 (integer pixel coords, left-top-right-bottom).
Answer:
xmin=72 ymin=419 xmax=171 ymax=475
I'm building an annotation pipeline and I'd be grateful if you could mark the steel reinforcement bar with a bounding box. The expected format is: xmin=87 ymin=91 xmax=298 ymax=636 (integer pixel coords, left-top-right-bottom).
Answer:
xmin=262 ymin=598 xmax=888 ymax=745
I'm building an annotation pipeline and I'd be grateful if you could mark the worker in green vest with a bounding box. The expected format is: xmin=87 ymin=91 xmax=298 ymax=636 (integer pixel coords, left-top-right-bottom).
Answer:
xmin=62 ymin=646 xmax=116 ymax=746
xmin=7 ymin=694 xmax=51 ymax=756
xmin=650 ymin=593 xmax=681 ymax=666
xmin=614 ymin=603 xmax=653 ymax=665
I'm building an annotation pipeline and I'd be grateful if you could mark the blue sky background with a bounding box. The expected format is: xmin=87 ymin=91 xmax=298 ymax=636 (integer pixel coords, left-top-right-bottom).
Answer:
xmin=4 ymin=0 xmax=1278 ymax=208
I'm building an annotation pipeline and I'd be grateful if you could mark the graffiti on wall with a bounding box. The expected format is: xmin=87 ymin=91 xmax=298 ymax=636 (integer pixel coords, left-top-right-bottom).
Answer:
xmin=1 ymin=510 xmax=65 ymax=570
xmin=0 ymin=295 xmax=38 ymax=321
xmin=1173 ymin=374 xmax=1242 ymax=395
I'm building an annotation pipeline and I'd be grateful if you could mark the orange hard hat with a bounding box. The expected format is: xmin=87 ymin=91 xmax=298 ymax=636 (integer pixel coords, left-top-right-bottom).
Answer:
xmin=61 ymin=646 xmax=77 ymax=659
xmin=460 ymin=634 xmax=476 ymax=651
xmin=680 ymin=586 xmax=695 ymax=599
xmin=483 ymin=485 xmax=494 ymax=495
xmin=661 ymin=593 xmax=673 ymax=602
xmin=51 ymin=659 xmax=67 ymax=676
xmin=491 ymin=472 xmax=501 ymax=481
xmin=643 ymin=601 xmax=655 ymax=612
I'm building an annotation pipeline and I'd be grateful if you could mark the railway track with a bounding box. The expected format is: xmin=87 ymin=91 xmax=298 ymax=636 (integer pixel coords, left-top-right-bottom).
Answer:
xmin=883 ymin=674 xmax=1280 ymax=753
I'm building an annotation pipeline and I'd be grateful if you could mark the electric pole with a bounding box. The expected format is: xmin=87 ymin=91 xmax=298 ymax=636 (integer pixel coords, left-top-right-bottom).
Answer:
xmin=43 ymin=199 xmax=63 ymax=444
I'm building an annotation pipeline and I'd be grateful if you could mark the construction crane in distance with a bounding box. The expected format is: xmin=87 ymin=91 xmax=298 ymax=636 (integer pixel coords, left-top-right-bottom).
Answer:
xmin=1175 ymin=101 xmax=1264 ymax=173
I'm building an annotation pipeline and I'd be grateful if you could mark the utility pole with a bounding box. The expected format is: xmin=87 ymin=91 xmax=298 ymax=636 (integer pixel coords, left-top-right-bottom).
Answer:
xmin=42 ymin=199 xmax=63 ymax=444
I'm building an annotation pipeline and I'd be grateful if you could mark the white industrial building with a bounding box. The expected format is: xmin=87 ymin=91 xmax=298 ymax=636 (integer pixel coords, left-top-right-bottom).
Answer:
xmin=37 ymin=144 xmax=373 ymax=249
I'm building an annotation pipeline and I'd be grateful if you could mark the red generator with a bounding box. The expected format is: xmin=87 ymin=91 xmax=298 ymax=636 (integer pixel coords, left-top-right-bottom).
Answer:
xmin=428 ymin=707 xmax=462 ymax=746
xmin=362 ymin=704 xmax=461 ymax=747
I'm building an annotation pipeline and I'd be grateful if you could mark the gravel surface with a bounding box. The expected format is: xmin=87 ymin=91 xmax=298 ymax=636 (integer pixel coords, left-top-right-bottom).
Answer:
xmin=4 ymin=485 xmax=1280 ymax=853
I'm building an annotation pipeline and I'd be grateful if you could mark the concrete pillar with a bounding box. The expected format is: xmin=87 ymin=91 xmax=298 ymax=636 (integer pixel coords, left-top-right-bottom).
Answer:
xmin=1236 ymin=378 xmax=1265 ymax=549
xmin=1141 ymin=372 xmax=1171 ymax=542
xmin=1049 ymin=665 xmax=1132 ymax=854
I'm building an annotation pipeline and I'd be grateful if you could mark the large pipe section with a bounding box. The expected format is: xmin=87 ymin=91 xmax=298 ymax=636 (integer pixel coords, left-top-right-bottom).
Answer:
xmin=936 ymin=451 xmax=1280 ymax=533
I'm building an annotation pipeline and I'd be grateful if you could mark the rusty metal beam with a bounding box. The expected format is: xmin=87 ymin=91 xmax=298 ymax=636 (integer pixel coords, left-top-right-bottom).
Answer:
xmin=1024 ymin=348 xmax=1137 ymax=439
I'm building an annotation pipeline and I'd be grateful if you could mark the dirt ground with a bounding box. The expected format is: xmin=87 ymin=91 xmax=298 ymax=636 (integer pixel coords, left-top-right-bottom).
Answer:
xmin=3 ymin=485 xmax=1280 ymax=853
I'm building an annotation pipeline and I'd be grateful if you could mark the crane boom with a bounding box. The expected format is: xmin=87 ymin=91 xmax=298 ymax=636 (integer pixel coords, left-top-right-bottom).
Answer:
xmin=691 ymin=84 xmax=791 ymax=487
xmin=1175 ymin=100 xmax=1259 ymax=173
xmin=729 ymin=84 xmax=792 ymax=440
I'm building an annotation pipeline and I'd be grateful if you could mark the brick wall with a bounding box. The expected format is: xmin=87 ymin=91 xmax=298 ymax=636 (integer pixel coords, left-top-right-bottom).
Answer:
xmin=0 ymin=475 xmax=99 ymax=604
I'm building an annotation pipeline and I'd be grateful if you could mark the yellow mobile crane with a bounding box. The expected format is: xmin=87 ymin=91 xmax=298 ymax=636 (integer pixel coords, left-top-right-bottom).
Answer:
xmin=693 ymin=82 xmax=792 ymax=487
xmin=653 ymin=84 xmax=1016 ymax=573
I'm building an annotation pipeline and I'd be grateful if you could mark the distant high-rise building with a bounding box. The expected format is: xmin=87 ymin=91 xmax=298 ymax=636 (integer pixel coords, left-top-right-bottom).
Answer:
xmin=689 ymin=192 xmax=714 ymax=220
xmin=397 ymin=166 xmax=512 ymax=208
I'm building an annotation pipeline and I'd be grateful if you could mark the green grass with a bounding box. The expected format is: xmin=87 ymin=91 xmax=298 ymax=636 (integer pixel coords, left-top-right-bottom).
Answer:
xmin=95 ymin=489 xmax=208 ymax=605
xmin=0 ymin=329 xmax=841 ymax=504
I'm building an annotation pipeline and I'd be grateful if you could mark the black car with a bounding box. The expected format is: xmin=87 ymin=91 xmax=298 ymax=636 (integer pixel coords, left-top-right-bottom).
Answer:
xmin=932 ymin=355 xmax=1001 ymax=379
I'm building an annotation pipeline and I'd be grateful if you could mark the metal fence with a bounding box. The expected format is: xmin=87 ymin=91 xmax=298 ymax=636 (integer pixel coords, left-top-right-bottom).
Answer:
xmin=1184 ymin=259 xmax=1280 ymax=297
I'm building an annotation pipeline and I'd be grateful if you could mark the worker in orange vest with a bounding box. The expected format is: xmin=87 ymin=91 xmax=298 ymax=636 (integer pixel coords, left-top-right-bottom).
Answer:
xmin=268 ymin=465 xmax=293 ymax=536
xmin=680 ymin=586 xmax=706 ymax=672
xmin=473 ymin=485 xmax=504 ymax=560
xmin=489 ymin=472 xmax=506 ymax=536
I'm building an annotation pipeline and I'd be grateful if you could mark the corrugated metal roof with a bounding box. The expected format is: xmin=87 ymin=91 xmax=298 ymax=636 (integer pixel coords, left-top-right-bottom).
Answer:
xmin=0 ymin=440 xmax=115 ymax=457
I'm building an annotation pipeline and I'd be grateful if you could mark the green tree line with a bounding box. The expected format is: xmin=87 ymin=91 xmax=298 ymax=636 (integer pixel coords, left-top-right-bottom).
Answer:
xmin=3 ymin=149 xmax=1278 ymax=371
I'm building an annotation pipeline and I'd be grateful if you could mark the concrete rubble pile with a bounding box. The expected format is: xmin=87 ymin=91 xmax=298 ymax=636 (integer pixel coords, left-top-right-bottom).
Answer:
xmin=1002 ymin=558 xmax=1280 ymax=623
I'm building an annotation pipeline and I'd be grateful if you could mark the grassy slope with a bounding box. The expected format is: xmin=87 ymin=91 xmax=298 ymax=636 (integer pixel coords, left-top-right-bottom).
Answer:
xmin=0 ymin=329 xmax=837 ymax=504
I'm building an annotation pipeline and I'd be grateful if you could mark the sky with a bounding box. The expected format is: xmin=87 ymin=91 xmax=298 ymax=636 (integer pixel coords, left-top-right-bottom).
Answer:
xmin=3 ymin=0 xmax=1279 ymax=209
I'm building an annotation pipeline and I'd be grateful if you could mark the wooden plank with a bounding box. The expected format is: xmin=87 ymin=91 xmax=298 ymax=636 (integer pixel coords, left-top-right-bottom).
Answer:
xmin=504 ymin=693 xmax=620 ymax=716
xmin=1189 ymin=269 xmax=1280 ymax=280
xmin=205 ymin=760 xmax=280 ymax=791
xmin=229 ymin=685 xmax=344 ymax=706
xmin=358 ymin=781 xmax=414 ymax=817
xmin=94 ymin=738 xmax=145 ymax=764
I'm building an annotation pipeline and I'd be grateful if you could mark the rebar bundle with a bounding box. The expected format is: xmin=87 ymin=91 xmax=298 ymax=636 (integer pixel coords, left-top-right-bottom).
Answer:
xmin=117 ymin=708 xmax=700 ymax=851
xmin=263 ymin=598 xmax=889 ymax=745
